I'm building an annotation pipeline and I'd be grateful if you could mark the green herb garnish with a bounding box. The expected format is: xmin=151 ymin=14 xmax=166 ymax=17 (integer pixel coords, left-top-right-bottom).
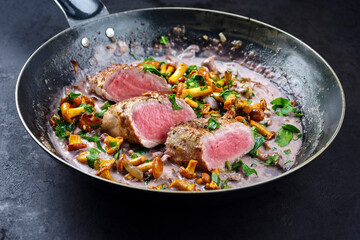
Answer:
xmin=185 ymin=65 xmax=198 ymax=76
xmin=79 ymin=103 xmax=94 ymax=113
xmin=131 ymin=154 xmax=139 ymax=159
xmin=86 ymin=148 xmax=100 ymax=169
xmin=160 ymin=36 xmax=169 ymax=45
xmin=218 ymin=89 xmax=240 ymax=100
xmin=208 ymin=117 xmax=220 ymax=130
xmin=144 ymin=56 xmax=154 ymax=62
xmin=232 ymin=159 xmax=257 ymax=176
xmin=200 ymin=86 xmax=209 ymax=91
xmin=225 ymin=161 xmax=231 ymax=171
xmin=113 ymin=148 xmax=121 ymax=160
xmin=284 ymin=160 xmax=293 ymax=165
xmin=130 ymin=52 xmax=140 ymax=60
xmin=185 ymin=75 xmax=206 ymax=89
xmin=66 ymin=92 xmax=81 ymax=104
xmin=282 ymin=124 xmax=300 ymax=133
xmin=142 ymin=63 xmax=168 ymax=79
xmin=54 ymin=119 xmax=75 ymax=139
xmin=109 ymin=141 xmax=118 ymax=149
xmin=221 ymin=178 xmax=230 ymax=189
xmin=294 ymin=134 xmax=303 ymax=141
xmin=275 ymin=124 xmax=301 ymax=147
xmin=270 ymin=97 xmax=303 ymax=116
xmin=94 ymin=101 xmax=114 ymax=118
xmin=265 ymin=155 xmax=279 ymax=166
xmin=275 ymin=128 xmax=293 ymax=147
xmin=249 ymin=126 xmax=265 ymax=157
xmin=284 ymin=149 xmax=291 ymax=154
xmin=78 ymin=131 xmax=105 ymax=152
xmin=135 ymin=149 xmax=149 ymax=155
xmin=169 ymin=94 xmax=183 ymax=110
xmin=211 ymin=172 xmax=221 ymax=186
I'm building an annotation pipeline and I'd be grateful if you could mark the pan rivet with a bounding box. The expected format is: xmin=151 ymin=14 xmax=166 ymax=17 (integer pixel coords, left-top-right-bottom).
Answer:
xmin=81 ymin=37 xmax=90 ymax=48
xmin=106 ymin=28 xmax=115 ymax=38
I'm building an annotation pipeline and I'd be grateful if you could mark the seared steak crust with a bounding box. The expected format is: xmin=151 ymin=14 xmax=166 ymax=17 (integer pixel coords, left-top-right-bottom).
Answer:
xmin=88 ymin=64 xmax=125 ymax=98
xmin=102 ymin=92 xmax=195 ymax=148
xmin=88 ymin=64 xmax=171 ymax=101
xmin=165 ymin=118 xmax=255 ymax=171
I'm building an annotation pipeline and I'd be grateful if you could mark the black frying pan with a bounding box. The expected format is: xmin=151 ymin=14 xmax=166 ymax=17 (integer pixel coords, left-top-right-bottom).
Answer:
xmin=15 ymin=0 xmax=345 ymax=200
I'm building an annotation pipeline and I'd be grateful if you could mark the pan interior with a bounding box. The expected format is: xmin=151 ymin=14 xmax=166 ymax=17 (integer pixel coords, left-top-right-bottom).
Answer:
xmin=16 ymin=8 xmax=344 ymax=190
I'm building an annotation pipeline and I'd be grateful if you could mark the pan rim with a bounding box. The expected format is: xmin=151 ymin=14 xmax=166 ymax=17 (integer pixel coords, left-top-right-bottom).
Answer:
xmin=15 ymin=7 xmax=345 ymax=194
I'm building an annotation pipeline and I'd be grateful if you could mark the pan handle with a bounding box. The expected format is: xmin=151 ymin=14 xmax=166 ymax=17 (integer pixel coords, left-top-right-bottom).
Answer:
xmin=54 ymin=0 xmax=109 ymax=27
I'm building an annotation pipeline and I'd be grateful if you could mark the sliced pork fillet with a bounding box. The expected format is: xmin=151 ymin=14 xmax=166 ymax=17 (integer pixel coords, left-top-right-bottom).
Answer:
xmin=88 ymin=64 xmax=171 ymax=102
xmin=165 ymin=118 xmax=255 ymax=171
xmin=101 ymin=92 xmax=196 ymax=148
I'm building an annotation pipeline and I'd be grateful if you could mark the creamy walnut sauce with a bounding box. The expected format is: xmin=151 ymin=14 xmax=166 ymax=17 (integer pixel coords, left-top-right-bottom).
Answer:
xmin=48 ymin=43 xmax=302 ymax=191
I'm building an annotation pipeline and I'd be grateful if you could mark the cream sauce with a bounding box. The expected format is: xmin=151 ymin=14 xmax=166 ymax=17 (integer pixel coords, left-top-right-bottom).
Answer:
xmin=47 ymin=45 xmax=303 ymax=191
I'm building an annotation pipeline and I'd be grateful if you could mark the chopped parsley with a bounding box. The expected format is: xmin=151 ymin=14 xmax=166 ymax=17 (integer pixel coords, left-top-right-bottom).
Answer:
xmin=86 ymin=148 xmax=100 ymax=169
xmin=185 ymin=65 xmax=198 ymax=76
xmin=275 ymin=124 xmax=301 ymax=147
xmin=284 ymin=160 xmax=293 ymax=165
xmin=218 ymin=89 xmax=240 ymax=100
xmin=282 ymin=124 xmax=300 ymax=133
xmin=275 ymin=127 xmax=293 ymax=147
xmin=211 ymin=172 xmax=221 ymax=186
xmin=109 ymin=141 xmax=119 ymax=149
xmin=221 ymin=178 xmax=230 ymax=189
xmin=245 ymin=99 xmax=253 ymax=104
xmin=213 ymin=82 xmax=222 ymax=88
xmin=265 ymin=155 xmax=279 ymax=166
xmin=94 ymin=101 xmax=114 ymax=118
xmin=144 ymin=56 xmax=154 ymax=62
xmin=169 ymin=94 xmax=183 ymax=110
xmin=135 ymin=149 xmax=149 ymax=155
xmin=270 ymin=97 xmax=303 ymax=116
xmin=131 ymin=154 xmax=139 ymax=159
xmin=142 ymin=63 xmax=168 ymax=79
xmin=232 ymin=159 xmax=257 ymax=176
xmin=159 ymin=36 xmax=169 ymax=45
xmin=208 ymin=117 xmax=220 ymax=130
xmin=185 ymin=75 xmax=206 ymax=89
xmin=284 ymin=149 xmax=291 ymax=154
xmin=54 ymin=119 xmax=75 ymax=139
xmin=129 ymin=52 xmax=140 ymax=60
xmin=66 ymin=92 xmax=81 ymax=104
xmin=225 ymin=161 xmax=231 ymax=170
xmin=79 ymin=103 xmax=94 ymax=113
xmin=113 ymin=148 xmax=121 ymax=160
xmin=249 ymin=126 xmax=265 ymax=157
xmin=294 ymin=134 xmax=303 ymax=141
xmin=200 ymin=86 xmax=209 ymax=91
xmin=78 ymin=131 xmax=105 ymax=152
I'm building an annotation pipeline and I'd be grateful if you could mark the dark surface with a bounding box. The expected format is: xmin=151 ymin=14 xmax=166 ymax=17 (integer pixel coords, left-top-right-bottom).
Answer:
xmin=0 ymin=0 xmax=359 ymax=239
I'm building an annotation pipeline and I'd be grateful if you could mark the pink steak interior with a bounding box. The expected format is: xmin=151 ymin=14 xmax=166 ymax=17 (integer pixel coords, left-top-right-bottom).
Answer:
xmin=132 ymin=101 xmax=195 ymax=144
xmin=105 ymin=69 xmax=170 ymax=101
xmin=202 ymin=128 xmax=254 ymax=170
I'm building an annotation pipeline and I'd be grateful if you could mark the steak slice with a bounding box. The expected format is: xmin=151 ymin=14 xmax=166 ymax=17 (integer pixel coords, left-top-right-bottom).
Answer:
xmin=165 ymin=118 xmax=255 ymax=171
xmin=88 ymin=64 xmax=171 ymax=102
xmin=101 ymin=92 xmax=196 ymax=148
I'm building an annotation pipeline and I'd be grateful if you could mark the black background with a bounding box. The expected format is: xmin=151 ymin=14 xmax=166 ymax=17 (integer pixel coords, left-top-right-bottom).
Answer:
xmin=0 ymin=0 xmax=359 ymax=239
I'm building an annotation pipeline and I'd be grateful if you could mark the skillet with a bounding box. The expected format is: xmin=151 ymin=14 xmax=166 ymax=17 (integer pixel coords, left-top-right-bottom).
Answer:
xmin=15 ymin=0 xmax=345 ymax=200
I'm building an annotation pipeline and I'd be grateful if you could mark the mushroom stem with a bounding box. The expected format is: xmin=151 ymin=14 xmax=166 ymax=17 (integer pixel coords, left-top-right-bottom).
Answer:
xmin=250 ymin=120 xmax=276 ymax=140
xmin=169 ymin=179 xmax=195 ymax=191
xmin=128 ymin=155 xmax=146 ymax=166
xmin=168 ymin=63 xmax=188 ymax=85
